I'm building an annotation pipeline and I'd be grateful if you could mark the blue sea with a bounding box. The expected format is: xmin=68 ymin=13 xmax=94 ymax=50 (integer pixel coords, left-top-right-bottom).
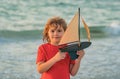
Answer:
xmin=0 ymin=0 xmax=120 ymax=79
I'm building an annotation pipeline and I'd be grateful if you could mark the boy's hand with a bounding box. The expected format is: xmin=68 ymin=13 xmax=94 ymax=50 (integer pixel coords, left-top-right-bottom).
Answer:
xmin=76 ymin=50 xmax=85 ymax=60
xmin=53 ymin=51 xmax=67 ymax=62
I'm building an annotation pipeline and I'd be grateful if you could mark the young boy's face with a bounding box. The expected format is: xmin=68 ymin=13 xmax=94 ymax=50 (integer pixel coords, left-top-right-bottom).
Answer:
xmin=48 ymin=26 xmax=65 ymax=45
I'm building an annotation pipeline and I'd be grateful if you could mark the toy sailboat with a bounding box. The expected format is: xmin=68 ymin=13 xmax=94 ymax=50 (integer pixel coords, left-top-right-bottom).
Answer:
xmin=58 ymin=8 xmax=91 ymax=60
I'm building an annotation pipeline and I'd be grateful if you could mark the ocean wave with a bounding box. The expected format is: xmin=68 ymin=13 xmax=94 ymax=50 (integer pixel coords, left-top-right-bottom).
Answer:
xmin=0 ymin=30 xmax=43 ymax=40
xmin=0 ymin=26 xmax=120 ymax=40
xmin=90 ymin=26 xmax=120 ymax=38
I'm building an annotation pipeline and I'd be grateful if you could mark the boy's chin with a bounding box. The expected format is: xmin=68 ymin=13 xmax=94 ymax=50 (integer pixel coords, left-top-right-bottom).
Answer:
xmin=55 ymin=40 xmax=60 ymax=44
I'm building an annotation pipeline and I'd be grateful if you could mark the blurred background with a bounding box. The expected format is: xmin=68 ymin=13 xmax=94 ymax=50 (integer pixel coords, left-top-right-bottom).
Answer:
xmin=0 ymin=0 xmax=120 ymax=79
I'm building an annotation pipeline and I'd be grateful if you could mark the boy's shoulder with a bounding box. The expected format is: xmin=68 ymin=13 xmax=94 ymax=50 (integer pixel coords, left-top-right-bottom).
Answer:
xmin=39 ymin=43 xmax=49 ymax=48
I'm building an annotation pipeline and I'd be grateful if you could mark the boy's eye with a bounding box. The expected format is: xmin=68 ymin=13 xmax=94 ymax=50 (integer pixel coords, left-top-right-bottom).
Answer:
xmin=51 ymin=30 xmax=55 ymax=32
xmin=58 ymin=30 xmax=62 ymax=32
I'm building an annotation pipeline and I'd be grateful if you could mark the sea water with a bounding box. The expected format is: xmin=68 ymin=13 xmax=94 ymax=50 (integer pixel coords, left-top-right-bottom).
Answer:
xmin=0 ymin=0 xmax=120 ymax=79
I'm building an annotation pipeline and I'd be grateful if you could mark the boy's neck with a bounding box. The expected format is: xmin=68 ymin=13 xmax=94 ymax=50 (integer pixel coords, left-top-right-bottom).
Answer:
xmin=50 ymin=42 xmax=59 ymax=46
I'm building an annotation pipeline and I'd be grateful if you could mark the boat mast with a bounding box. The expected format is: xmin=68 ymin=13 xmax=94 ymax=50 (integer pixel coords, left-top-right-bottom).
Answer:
xmin=78 ymin=8 xmax=80 ymax=46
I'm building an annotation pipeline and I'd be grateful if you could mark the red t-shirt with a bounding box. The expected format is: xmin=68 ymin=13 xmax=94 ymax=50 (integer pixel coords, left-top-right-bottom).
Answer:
xmin=36 ymin=43 xmax=75 ymax=79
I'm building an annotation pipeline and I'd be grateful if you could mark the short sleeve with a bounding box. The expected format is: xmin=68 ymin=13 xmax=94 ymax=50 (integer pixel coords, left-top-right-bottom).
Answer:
xmin=36 ymin=45 xmax=46 ymax=64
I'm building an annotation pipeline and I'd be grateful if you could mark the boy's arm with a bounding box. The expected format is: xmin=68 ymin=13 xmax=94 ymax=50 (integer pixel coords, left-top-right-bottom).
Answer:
xmin=37 ymin=51 xmax=66 ymax=73
xmin=37 ymin=57 xmax=57 ymax=73
xmin=70 ymin=50 xmax=85 ymax=76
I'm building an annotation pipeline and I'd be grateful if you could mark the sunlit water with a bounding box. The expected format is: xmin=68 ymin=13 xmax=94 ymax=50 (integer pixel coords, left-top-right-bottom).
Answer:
xmin=0 ymin=0 xmax=120 ymax=79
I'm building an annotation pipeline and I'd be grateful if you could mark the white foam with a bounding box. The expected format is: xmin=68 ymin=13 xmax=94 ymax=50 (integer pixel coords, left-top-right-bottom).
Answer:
xmin=109 ymin=21 xmax=120 ymax=35
xmin=110 ymin=22 xmax=120 ymax=28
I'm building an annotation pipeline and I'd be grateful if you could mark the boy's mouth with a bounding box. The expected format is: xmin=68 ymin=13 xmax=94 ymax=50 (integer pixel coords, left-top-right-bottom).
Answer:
xmin=53 ymin=37 xmax=60 ymax=39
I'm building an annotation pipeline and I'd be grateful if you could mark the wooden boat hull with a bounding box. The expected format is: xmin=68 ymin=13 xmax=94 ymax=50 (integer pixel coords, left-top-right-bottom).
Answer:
xmin=59 ymin=42 xmax=91 ymax=59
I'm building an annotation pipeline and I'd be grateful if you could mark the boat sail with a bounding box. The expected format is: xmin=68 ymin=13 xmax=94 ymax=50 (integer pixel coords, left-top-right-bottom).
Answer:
xmin=58 ymin=8 xmax=91 ymax=60
xmin=59 ymin=13 xmax=79 ymax=45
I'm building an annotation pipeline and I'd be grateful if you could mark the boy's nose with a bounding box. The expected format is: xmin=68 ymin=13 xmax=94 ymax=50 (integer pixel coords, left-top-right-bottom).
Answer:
xmin=54 ymin=31 xmax=58 ymax=35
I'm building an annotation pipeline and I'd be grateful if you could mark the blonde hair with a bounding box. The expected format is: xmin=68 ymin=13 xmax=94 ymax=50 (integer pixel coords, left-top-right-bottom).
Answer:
xmin=43 ymin=17 xmax=67 ymax=42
